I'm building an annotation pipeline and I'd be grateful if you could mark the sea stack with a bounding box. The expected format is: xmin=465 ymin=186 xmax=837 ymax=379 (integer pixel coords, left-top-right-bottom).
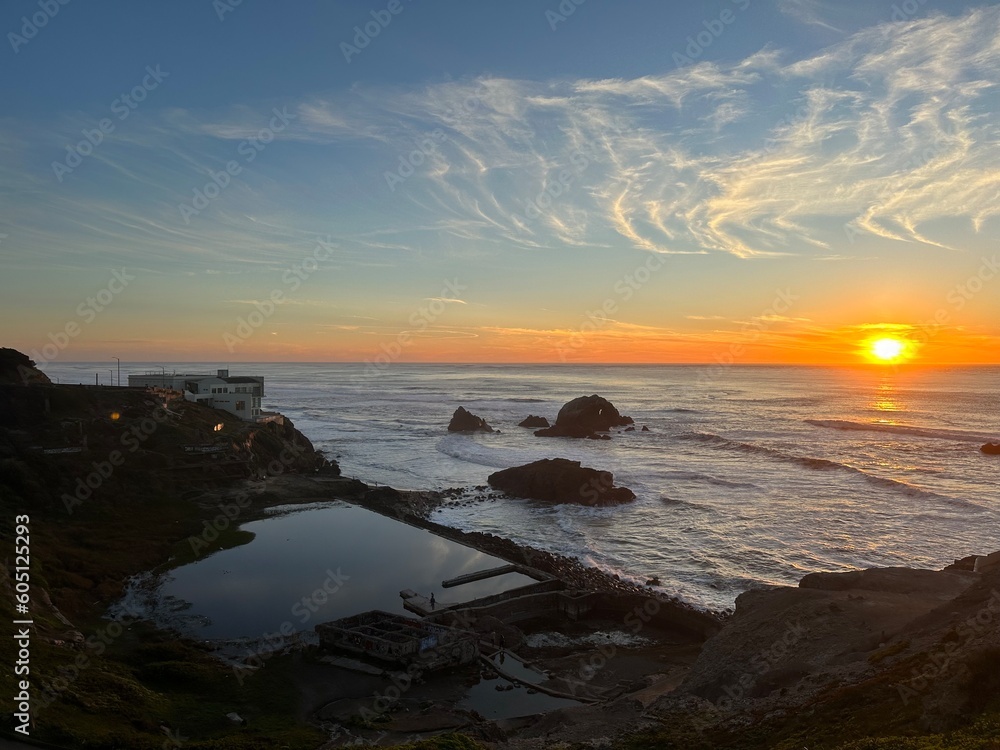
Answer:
xmin=447 ymin=406 xmax=494 ymax=432
xmin=534 ymin=394 xmax=633 ymax=438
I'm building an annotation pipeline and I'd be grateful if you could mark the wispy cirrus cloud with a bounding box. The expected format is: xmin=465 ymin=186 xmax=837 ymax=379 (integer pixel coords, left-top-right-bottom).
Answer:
xmin=777 ymin=0 xmax=845 ymax=32
xmin=3 ymin=6 xmax=1000 ymax=275
xmin=276 ymin=7 xmax=1000 ymax=259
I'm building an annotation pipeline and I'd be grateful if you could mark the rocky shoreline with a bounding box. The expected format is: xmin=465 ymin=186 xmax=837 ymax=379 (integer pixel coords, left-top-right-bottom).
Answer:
xmin=337 ymin=474 xmax=1000 ymax=748
xmin=330 ymin=478 xmax=720 ymax=618
xmin=5 ymin=357 xmax=999 ymax=750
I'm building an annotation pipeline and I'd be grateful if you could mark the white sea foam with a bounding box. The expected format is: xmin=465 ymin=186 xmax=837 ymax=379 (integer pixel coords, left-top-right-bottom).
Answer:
xmin=43 ymin=362 xmax=1000 ymax=610
xmin=806 ymin=418 xmax=1000 ymax=443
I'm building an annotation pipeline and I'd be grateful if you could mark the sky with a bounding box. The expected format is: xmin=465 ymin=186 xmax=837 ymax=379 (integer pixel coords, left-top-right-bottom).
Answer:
xmin=2 ymin=0 xmax=1000 ymax=367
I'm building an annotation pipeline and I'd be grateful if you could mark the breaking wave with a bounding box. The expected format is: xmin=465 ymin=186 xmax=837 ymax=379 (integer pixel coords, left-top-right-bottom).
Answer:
xmin=805 ymin=419 xmax=998 ymax=444
xmin=661 ymin=470 xmax=761 ymax=490
xmin=680 ymin=432 xmax=978 ymax=509
xmin=660 ymin=495 xmax=710 ymax=511
xmin=434 ymin=434 xmax=534 ymax=469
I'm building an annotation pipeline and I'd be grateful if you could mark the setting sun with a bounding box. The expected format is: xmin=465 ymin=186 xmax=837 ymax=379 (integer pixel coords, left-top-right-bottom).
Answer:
xmin=870 ymin=337 xmax=906 ymax=363
xmin=873 ymin=337 xmax=904 ymax=360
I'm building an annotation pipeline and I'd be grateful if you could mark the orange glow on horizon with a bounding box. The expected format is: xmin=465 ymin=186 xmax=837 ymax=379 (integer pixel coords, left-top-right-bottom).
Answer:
xmin=11 ymin=316 xmax=1000 ymax=365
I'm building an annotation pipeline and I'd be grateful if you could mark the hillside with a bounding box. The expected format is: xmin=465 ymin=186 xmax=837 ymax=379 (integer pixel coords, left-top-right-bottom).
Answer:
xmin=0 ymin=353 xmax=343 ymax=748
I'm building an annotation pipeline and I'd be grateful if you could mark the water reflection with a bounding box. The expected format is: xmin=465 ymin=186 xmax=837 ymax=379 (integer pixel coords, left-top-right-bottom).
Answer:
xmin=870 ymin=378 xmax=905 ymax=417
xmin=460 ymin=652 xmax=582 ymax=719
xmin=159 ymin=502 xmax=537 ymax=639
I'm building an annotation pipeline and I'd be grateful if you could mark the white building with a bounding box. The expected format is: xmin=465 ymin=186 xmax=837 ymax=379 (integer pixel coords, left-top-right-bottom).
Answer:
xmin=128 ymin=369 xmax=264 ymax=421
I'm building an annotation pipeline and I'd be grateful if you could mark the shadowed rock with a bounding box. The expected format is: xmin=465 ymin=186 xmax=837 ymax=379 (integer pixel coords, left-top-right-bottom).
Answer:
xmin=448 ymin=406 xmax=494 ymax=433
xmin=488 ymin=458 xmax=635 ymax=506
xmin=0 ymin=347 xmax=51 ymax=385
xmin=677 ymin=561 xmax=986 ymax=708
xmin=975 ymin=550 xmax=1000 ymax=574
xmin=534 ymin=395 xmax=633 ymax=438
xmin=518 ymin=415 xmax=550 ymax=428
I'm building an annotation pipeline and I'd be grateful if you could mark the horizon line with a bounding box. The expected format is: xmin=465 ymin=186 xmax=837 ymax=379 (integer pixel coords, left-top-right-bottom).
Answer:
xmin=39 ymin=361 xmax=1000 ymax=368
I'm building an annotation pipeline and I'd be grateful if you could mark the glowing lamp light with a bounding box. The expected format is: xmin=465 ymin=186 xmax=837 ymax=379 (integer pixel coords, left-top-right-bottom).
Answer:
xmin=214 ymin=423 xmax=224 ymax=432
xmin=110 ymin=411 xmax=121 ymax=421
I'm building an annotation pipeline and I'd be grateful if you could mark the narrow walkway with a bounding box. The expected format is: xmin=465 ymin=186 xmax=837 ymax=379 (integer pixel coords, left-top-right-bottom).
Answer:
xmin=399 ymin=589 xmax=453 ymax=616
xmin=443 ymin=564 xmax=517 ymax=588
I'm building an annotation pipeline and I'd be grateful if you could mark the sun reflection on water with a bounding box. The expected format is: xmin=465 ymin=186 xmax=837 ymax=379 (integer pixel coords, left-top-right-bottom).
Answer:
xmin=870 ymin=379 xmax=905 ymax=420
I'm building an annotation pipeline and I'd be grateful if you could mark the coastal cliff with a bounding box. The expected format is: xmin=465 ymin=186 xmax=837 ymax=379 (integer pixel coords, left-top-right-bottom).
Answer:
xmin=480 ymin=554 xmax=1000 ymax=750
xmin=0 ymin=355 xmax=338 ymax=748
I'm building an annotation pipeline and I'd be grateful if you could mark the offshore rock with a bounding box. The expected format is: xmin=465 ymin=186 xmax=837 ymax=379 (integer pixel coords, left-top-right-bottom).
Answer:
xmin=448 ymin=406 xmax=494 ymax=433
xmin=488 ymin=458 xmax=635 ymax=506
xmin=534 ymin=394 xmax=633 ymax=438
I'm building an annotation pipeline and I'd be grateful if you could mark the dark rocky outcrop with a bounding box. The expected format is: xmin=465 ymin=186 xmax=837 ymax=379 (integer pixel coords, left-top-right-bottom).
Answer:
xmin=0 ymin=347 xmax=51 ymax=385
xmin=945 ymin=554 xmax=980 ymax=571
xmin=364 ymin=485 xmax=402 ymax=504
xmin=981 ymin=442 xmax=1000 ymax=455
xmin=518 ymin=415 xmax=550 ymax=428
xmin=975 ymin=550 xmax=1000 ymax=574
xmin=448 ymin=406 xmax=494 ymax=433
xmin=798 ymin=567 xmax=975 ymax=595
xmin=534 ymin=395 xmax=633 ymax=438
xmin=488 ymin=458 xmax=635 ymax=506
xmin=673 ymin=557 xmax=994 ymax=721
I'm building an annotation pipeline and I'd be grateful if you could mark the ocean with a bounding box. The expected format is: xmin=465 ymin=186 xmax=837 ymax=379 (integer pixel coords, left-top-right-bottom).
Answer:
xmin=46 ymin=362 xmax=1000 ymax=612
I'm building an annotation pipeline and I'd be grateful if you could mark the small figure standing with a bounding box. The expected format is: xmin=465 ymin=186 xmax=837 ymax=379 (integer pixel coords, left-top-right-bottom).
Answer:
xmin=430 ymin=592 xmax=436 ymax=609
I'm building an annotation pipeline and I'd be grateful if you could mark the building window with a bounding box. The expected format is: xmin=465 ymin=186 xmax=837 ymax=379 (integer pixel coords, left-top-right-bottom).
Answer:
xmin=236 ymin=400 xmax=246 ymax=412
